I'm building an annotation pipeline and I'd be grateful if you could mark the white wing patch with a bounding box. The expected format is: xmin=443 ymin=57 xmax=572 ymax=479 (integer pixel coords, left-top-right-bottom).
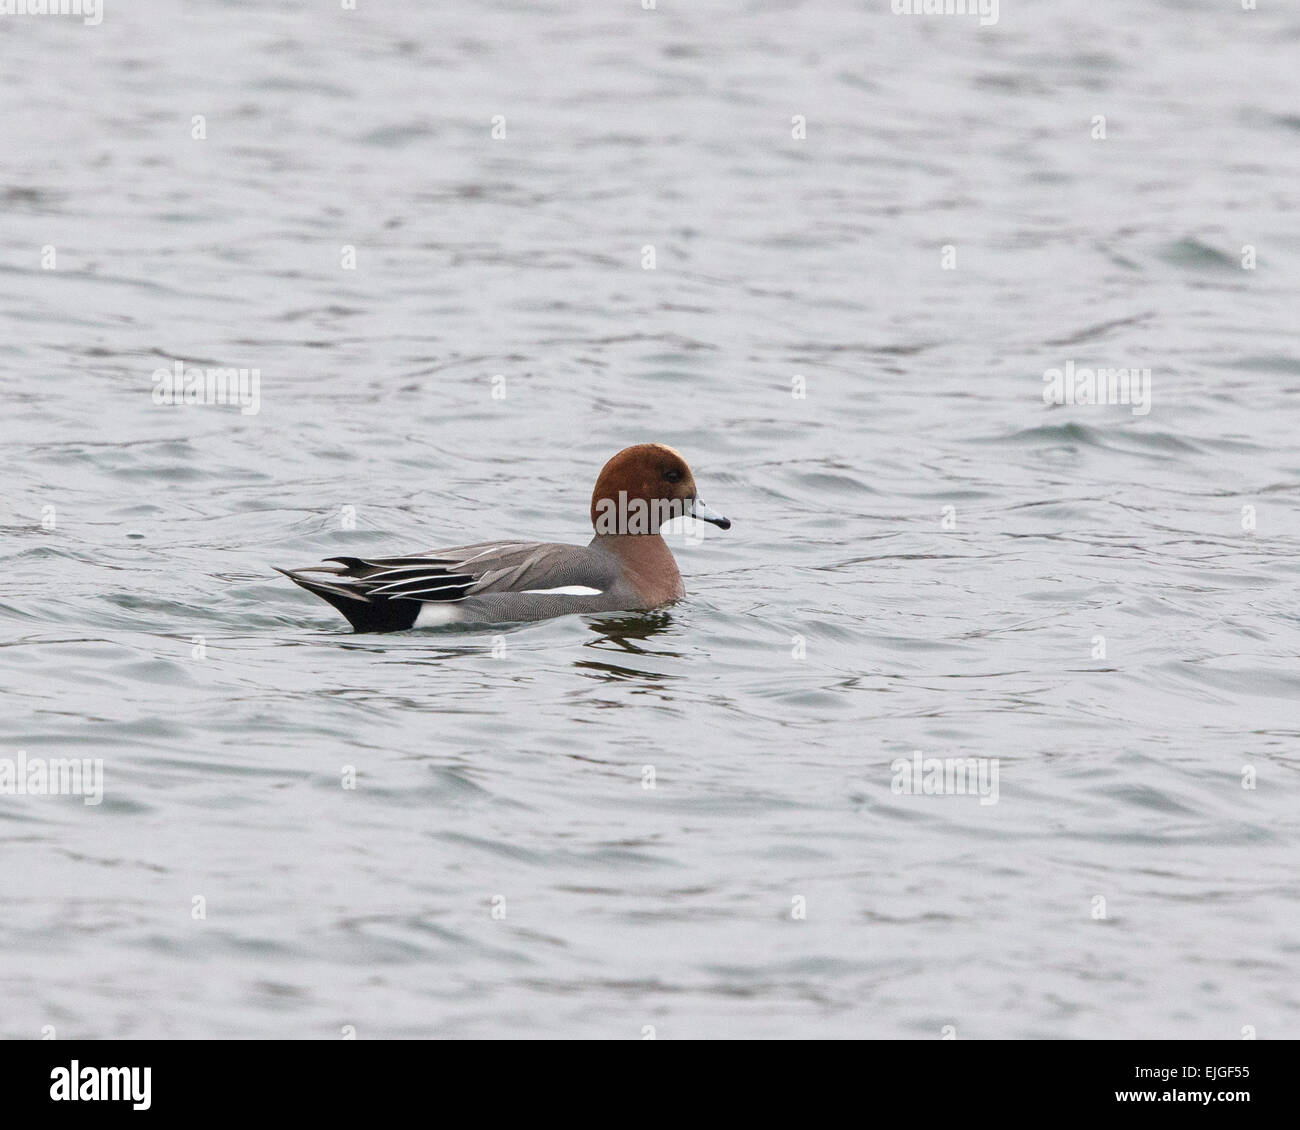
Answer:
xmin=522 ymin=585 xmax=603 ymax=596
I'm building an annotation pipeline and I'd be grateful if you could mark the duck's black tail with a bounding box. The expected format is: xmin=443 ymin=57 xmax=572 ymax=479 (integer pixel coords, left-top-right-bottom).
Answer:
xmin=275 ymin=567 xmax=422 ymax=633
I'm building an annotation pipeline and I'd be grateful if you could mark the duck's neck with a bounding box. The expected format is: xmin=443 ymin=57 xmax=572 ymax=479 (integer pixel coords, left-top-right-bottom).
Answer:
xmin=590 ymin=533 xmax=685 ymax=604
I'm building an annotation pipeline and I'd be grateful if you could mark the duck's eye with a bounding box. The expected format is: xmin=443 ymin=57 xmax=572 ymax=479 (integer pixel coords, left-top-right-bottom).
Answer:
xmin=664 ymin=469 xmax=683 ymax=484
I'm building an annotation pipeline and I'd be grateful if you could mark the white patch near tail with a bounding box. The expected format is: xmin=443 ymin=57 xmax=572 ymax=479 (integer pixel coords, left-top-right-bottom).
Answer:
xmin=414 ymin=604 xmax=466 ymax=628
xmin=522 ymin=586 xmax=603 ymax=596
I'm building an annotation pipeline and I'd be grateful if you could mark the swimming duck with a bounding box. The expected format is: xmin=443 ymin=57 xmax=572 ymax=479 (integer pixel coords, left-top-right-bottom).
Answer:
xmin=277 ymin=443 xmax=730 ymax=632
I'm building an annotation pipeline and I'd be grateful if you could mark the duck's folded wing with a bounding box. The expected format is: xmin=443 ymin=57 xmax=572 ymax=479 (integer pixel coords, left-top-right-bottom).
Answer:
xmin=277 ymin=540 xmax=618 ymax=613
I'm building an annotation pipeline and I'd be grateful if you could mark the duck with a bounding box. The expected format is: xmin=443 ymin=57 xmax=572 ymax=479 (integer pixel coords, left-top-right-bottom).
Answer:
xmin=276 ymin=443 xmax=731 ymax=632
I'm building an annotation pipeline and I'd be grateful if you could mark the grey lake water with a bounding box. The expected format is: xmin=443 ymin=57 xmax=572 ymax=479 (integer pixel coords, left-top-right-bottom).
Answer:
xmin=1 ymin=0 xmax=1298 ymax=1039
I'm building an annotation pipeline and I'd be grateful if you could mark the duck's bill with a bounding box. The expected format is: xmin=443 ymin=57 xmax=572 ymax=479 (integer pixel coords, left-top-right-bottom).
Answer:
xmin=690 ymin=499 xmax=732 ymax=530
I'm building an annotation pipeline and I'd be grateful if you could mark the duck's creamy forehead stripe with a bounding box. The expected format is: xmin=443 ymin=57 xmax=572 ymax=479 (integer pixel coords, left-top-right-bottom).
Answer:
xmin=523 ymin=585 xmax=603 ymax=596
